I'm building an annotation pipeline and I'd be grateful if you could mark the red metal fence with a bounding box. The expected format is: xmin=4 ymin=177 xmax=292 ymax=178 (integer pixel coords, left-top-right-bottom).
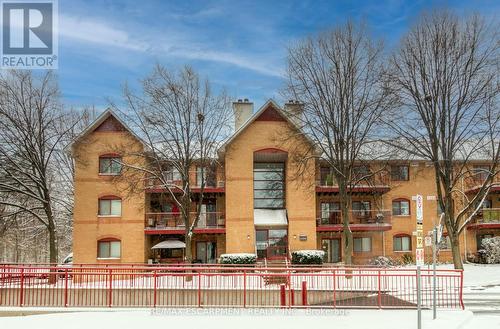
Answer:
xmin=0 ymin=264 xmax=463 ymax=309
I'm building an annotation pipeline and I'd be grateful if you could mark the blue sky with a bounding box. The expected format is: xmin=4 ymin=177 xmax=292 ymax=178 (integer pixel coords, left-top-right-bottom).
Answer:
xmin=58 ymin=0 xmax=499 ymax=109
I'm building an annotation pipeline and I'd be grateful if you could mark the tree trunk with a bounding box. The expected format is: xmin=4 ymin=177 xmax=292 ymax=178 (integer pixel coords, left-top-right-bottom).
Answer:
xmin=339 ymin=183 xmax=353 ymax=265
xmin=450 ymin=233 xmax=463 ymax=270
xmin=184 ymin=231 xmax=192 ymax=263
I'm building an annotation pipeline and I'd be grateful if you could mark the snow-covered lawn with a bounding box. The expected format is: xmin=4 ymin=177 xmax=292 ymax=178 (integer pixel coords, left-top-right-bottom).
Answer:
xmin=0 ymin=309 xmax=474 ymax=329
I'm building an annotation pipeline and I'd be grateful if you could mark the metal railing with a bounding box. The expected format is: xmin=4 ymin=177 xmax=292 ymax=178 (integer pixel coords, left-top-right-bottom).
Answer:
xmin=317 ymin=210 xmax=392 ymax=226
xmin=0 ymin=264 xmax=463 ymax=309
xmin=145 ymin=212 xmax=225 ymax=229
xmin=473 ymin=208 xmax=500 ymax=223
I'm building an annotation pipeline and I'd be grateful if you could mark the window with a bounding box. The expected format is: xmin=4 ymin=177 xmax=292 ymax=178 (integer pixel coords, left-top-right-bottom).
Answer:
xmin=353 ymin=237 xmax=371 ymax=252
xmin=391 ymin=165 xmax=409 ymax=181
xmin=98 ymin=197 xmax=122 ymax=216
xmin=439 ymin=235 xmax=452 ymax=250
xmin=352 ymin=201 xmax=371 ymax=217
xmin=353 ymin=165 xmax=371 ymax=180
xmin=321 ymin=202 xmax=340 ymax=224
xmin=472 ymin=165 xmax=490 ymax=182
xmin=482 ymin=199 xmax=492 ymax=209
xmin=163 ymin=168 xmax=182 ymax=182
xmin=99 ymin=156 xmax=122 ymax=175
xmin=196 ymin=166 xmax=216 ymax=187
xmin=392 ymin=199 xmax=410 ymax=216
xmin=320 ymin=167 xmax=335 ymax=186
xmin=393 ymin=235 xmax=412 ymax=251
xmin=254 ymin=163 xmax=285 ymax=209
xmin=97 ymin=240 xmax=121 ymax=258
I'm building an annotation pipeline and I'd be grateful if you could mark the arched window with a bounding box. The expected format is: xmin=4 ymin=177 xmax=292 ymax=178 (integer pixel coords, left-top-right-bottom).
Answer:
xmin=392 ymin=198 xmax=410 ymax=216
xmin=97 ymin=238 xmax=121 ymax=258
xmin=99 ymin=154 xmax=122 ymax=175
xmin=393 ymin=234 xmax=412 ymax=251
xmin=98 ymin=195 xmax=122 ymax=216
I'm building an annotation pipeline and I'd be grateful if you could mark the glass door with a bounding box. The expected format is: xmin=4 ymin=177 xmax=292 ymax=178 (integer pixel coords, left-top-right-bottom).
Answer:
xmin=196 ymin=241 xmax=217 ymax=263
xmin=256 ymin=229 xmax=288 ymax=259
xmin=322 ymin=238 xmax=341 ymax=263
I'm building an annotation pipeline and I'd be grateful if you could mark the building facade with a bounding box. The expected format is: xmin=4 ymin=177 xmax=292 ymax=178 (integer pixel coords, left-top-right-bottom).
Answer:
xmin=71 ymin=100 xmax=500 ymax=264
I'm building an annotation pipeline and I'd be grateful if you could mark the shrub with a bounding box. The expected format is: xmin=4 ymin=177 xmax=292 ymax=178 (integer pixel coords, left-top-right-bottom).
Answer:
xmin=401 ymin=253 xmax=414 ymax=265
xmin=368 ymin=256 xmax=401 ymax=267
xmin=219 ymin=253 xmax=257 ymax=265
xmin=481 ymin=236 xmax=500 ymax=264
xmin=291 ymin=250 xmax=325 ymax=265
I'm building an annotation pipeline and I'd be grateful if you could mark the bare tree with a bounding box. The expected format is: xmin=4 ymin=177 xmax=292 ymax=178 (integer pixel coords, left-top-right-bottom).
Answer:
xmin=112 ymin=65 xmax=232 ymax=262
xmin=0 ymin=70 xmax=78 ymax=265
xmin=284 ymin=21 xmax=392 ymax=264
xmin=385 ymin=11 xmax=499 ymax=269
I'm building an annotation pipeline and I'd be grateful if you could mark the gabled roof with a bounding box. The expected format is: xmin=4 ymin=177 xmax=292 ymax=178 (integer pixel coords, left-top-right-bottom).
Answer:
xmin=67 ymin=108 xmax=145 ymax=152
xmin=218 ymin=99 xmax=319 ymax=155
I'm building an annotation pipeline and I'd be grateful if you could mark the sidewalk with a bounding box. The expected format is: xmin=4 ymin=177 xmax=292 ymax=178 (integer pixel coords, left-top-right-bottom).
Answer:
xmin=0 ymin=308 xmax=474 ymax=329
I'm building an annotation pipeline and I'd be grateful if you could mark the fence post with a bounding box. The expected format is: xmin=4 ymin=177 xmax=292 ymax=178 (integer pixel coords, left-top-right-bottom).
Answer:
xmin=459 ymin=270 xmax=464 ymax=310
xmin=153 ymin=270 xmax=157 ymax=308
xmin=377 ymin=269 xmax=382 ymax=309
xmin=198 ymin=272 xmax=201 ymax=308
xmin=243 ymin=270 xmax=247 ymax=308
xmin=332 ymin=269 xmax=336 ymax=309
xmin=280 ymin=284 xmax=286 ymax=307
xmin=417 ymin=267 xmax=422 ymax=329
xmin=64 ymin=269 xmax=69 ymax=307
xmin=301 ymin=280 xmax=307 ymax=307
xmin=108 ymin=269 xmax=112 ymax=308
xmin=19 ymin=268 xmax=24 ymax=307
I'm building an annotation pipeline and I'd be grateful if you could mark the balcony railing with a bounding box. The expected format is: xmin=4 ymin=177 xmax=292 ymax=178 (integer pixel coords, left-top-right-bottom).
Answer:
xmin=317 ymin=209 xmax=392 ymax=226
xmin=473 ymin=208 xmax=500 ymax=224
xmin=145 ymin=212 xmax=225 ymax=230
xmin=317 ymin=172 xmax=390 ymax=187
xmin=144 ymin=177 xmax=224 ymax=190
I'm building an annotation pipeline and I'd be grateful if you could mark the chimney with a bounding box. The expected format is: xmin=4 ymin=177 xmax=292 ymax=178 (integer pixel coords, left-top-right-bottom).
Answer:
xmin=284 ymin=100 xmax=304 ymax=126
xmin=232 ymin=99 xmax=253 ymax=130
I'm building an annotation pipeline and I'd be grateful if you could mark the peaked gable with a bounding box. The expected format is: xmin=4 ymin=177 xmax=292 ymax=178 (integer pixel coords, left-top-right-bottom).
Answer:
xmin=255 ymin=104 xmax=286 ymax=122
xmin=94 ymin=115 xmax=127 ymax=132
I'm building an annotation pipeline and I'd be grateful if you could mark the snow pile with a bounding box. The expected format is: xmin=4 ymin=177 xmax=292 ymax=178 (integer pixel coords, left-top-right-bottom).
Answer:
xmin=219 ymin=253 xmax=257 ymax=264
xmin=291 ymin=250 xmax=325 ymax=265
xmin=480 ymin=237 xmax=500 ymax=264
xmin=368 ymin=256 xmax=400 ymax=267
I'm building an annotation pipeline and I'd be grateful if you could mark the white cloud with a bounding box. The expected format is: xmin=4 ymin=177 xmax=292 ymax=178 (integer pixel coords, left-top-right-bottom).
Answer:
xmin=58 ymin=14 xmax=283 ymax=78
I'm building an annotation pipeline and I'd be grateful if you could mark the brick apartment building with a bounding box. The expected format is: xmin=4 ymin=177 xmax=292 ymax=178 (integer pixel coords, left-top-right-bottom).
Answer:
xmin=70 ymin=99 xmax=500 ymax=264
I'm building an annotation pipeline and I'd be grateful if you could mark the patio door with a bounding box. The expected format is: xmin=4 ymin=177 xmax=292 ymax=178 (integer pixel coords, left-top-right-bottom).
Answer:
xmin=196 ymin=241 xmax=217 ymax=263
xmin=322 ymin=238 xmax=341 ymax=263
xmin=199 ymin=203 xmax=217 ymax=228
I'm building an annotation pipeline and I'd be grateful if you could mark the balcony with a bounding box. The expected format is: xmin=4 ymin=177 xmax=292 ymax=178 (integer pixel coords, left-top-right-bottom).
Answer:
xmin=144 ymin=177 xmax=225 ymax=194
xmin=316 ymin=172 xmax=390 ymax=195
xmin=467 ymin=208 xmax=500 ymax=230
xmin=316 ymin=209 xmax=392 ymax=232
xmin=144 ymin=212 xmax=225 ymax=234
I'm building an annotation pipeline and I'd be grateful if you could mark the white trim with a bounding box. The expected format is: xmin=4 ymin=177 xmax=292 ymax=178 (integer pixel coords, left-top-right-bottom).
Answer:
xmin=96 ymin=257 xmax=120 ymax=260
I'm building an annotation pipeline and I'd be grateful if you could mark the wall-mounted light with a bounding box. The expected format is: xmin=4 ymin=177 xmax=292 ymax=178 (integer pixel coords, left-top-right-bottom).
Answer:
xmin=293 ymin=235 xmax=297 ymax=239
xmin=247 ymin=235 xmax=250 ymax=240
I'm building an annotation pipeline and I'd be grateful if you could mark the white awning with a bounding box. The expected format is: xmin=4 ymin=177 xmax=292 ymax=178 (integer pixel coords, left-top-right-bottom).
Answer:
xmin=151 ymin=240 xmax=186 ymax=249
xmin=254 ymin=209 xmax=288 ymax=226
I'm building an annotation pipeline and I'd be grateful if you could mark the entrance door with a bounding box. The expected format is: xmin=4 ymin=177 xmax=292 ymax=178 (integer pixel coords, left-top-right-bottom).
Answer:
xmin=256 ymin=229 xmax=288 ymax=259
xmin=322 ymin=238 xmax=341 ymax=263
xmin=196 ymin=241 xmax=217 ymax=263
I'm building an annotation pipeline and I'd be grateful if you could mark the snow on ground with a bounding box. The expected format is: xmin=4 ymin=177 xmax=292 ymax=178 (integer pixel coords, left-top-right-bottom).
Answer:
xmin=0 ymin=309 xmax=474 ymax=329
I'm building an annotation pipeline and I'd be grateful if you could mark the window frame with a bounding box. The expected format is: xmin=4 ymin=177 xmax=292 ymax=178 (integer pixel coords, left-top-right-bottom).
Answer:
xmin=390 ymin=165 xmax=409 ymax=181
xmin=353 ymin=237 xmax=372 ymax=252
xmin=97 ymin=239 xmax=121 ymax=259
xmin=393 ymin=234 xmax=412 ymax=252
xmin=98 ymin=154 xmax=122 ymax=175
xmin=392 ymin=199 xmax=411 ymax=216
xmin=98 ymin=196 xmax=122 ymax=217
xmin=253 ymin=162 xmax=286 ymax=209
